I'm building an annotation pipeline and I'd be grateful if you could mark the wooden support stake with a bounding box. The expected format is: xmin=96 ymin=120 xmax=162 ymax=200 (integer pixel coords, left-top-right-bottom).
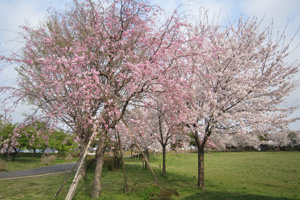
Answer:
xmin=65 ymin=128 xmax=98 ymax=200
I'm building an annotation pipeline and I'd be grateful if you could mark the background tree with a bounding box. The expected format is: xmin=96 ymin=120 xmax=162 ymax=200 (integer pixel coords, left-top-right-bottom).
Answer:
xmin=48 ymin=129 xmax=74 ymax=155
xmin=267 ymin=131 xmax=291 ymax=150
xmin=21 ymin=121 xmax=50 ymax=155
xmin=0 ymin=117 xmax=19 ymax=160
xmin=288 ymin=131 xmax=300 ymax=149
xmin=184 ymin=16 xmax=299 ymax=192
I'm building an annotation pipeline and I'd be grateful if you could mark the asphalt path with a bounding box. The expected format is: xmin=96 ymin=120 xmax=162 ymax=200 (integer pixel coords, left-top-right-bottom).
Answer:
xmin=0 ymin=162 xmax=77 ymax=181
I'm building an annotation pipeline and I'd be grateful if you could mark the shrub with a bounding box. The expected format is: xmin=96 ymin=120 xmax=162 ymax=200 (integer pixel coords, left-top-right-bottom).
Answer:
xmin=0 ymin=158 xmax=8 ymax=171
xmin=49 ymin=155 xmax=57 ymax=162
xmin=85 ymin=157 xmax=121 ymax=171
xmin=86 ymin=156 xmax=96 ymax=171
xmin=41 ymin=155 xmax=57 ymax=165
xmin=65 ymin=153 xmax=73 ymax=161
xmin=71 ymin=152 xmax=80 ymax=158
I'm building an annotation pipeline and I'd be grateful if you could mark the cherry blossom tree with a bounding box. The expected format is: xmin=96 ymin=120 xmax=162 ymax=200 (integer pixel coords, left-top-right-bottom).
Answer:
xmin=288 ymin=131 xmax=300 ymax=148
xmin=1 ymin=0 xmax=186 ymax=198
xmin=0 ymin=117 xmax=19 ymax=160
xmin=143 ymin=94 xmax=186 ymax=176
xmin=267 ymin=131 xmax=291 ymax=149
xmin=209 ymin=131 xmax=261 ymax=151
xmin=184 ymin=16 xmax=299 ymax=192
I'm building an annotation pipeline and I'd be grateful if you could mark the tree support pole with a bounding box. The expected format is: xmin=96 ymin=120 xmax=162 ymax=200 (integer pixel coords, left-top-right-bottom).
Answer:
xmin=52 ymin=157 xmax=81 ymax=200
xmin=65 ymin=127 xmax=98 ymax=200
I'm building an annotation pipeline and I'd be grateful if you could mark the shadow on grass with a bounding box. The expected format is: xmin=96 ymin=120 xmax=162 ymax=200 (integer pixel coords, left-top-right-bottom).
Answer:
xmin=182 ymin=191 xmax=297 ymax=200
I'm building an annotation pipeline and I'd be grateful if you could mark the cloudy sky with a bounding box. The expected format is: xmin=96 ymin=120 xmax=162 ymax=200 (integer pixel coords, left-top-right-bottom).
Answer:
xmin=0 ymin=0 xmax=300 ymax=130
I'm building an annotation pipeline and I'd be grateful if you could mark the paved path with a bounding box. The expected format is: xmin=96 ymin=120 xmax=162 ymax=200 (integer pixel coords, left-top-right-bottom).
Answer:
xmin=0 ymin=162 xmax=77 ymax=181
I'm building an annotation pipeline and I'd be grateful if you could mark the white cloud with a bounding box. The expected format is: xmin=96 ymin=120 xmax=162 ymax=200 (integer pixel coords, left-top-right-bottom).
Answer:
xmin=241 ymin=0 xmax=300 ymax=23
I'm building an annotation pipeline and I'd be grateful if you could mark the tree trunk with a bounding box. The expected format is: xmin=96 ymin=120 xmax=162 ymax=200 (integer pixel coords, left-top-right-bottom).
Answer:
xmin=92 ymin=133 xmax=107 ymax=198
xmin=143 ymin=148 xmax=149 ymax=169
xmin=12 ymin=148 xmax=18 ymax=161
xmin=198 ymin=145 xmax=205 ymax=193
xmin=162 ymin=145 xmax=166 ymax=177
xmin=194 ymin=131 xmax=205 ymax=193
xmin=120 ymin=151 xmax=128 ymax=192
xmin=117 ymin=132 xmax=128 ymax=192
xmin=77 ymin=141 xmax=87 ymax=181
xmin=175 ymin=145 xmax=179 ymax=154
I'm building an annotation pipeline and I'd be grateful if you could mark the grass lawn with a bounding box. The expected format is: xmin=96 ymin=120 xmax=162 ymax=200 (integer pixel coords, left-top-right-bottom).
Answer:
xmin=0 ymin=151 xmax=299 ymax=200
xmin=0 ymin=156 xmax=77 ymax=172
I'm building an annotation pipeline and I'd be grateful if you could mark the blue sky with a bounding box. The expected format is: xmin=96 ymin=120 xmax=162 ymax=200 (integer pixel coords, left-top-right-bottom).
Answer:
xmin=1 ymin=0 xmax=300 ymax=130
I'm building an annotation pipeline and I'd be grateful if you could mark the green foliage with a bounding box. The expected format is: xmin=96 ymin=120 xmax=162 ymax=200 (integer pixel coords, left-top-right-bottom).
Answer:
xmin=0 ymin=119 xmax=17 ymax=148
xmin=48 ymin=130 xmax=75 ymax=155
xmin=23 ymin=121 xmax=49 ymax=153
xmin=0 ymin=119 xmax=77 ymax=157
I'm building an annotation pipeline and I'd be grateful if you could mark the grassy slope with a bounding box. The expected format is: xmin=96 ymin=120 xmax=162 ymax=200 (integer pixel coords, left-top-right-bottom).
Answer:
xmin=0 ymin=152 xmax=299 ymax=200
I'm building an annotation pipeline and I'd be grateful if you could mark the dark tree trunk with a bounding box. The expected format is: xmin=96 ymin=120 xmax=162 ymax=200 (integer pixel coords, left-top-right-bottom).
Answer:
xmin=193 ymin=130 xmax=206 ymax=193
xmin=12 ymin=148 xmax=18 ymax=161
xmin=143 ymin=148 xmax=149 ymax=169
xmin=92 ymin=133 xmax=107 ymax=198
xmin=117 ymin=132 xmax=128 ymax=192
xmin=162 ymin=145 xmax=166 ymax=177
xmin=198 ymin=145 xmax=205 ymax=192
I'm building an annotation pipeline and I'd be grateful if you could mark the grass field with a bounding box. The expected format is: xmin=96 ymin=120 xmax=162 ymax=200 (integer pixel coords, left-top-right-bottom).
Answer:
xmin=0 ymin=156 xmax=77 ymax=172
xmin=0 ymin=152 xmax=299 ymax=200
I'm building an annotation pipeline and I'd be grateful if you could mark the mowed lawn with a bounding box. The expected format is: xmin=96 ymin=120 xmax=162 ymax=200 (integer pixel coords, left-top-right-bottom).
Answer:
xmin=0 ymin=152 xmax=299 ymax=200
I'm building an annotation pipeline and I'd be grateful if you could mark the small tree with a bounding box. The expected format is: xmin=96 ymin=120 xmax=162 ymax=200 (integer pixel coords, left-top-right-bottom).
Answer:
xmin=144 ymin=95 xmax=185 ymax=176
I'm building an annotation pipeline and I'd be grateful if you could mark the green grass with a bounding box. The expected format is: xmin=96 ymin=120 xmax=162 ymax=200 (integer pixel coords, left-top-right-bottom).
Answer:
xmin=0 ymin=152 xmax=299 ymax=200
xmin=0 ymin=156 xmax=77 ymax=172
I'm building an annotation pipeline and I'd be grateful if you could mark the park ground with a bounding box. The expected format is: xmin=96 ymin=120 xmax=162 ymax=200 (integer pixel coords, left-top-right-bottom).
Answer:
xmin=0 ymin=151 xmax=299 ymax=200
